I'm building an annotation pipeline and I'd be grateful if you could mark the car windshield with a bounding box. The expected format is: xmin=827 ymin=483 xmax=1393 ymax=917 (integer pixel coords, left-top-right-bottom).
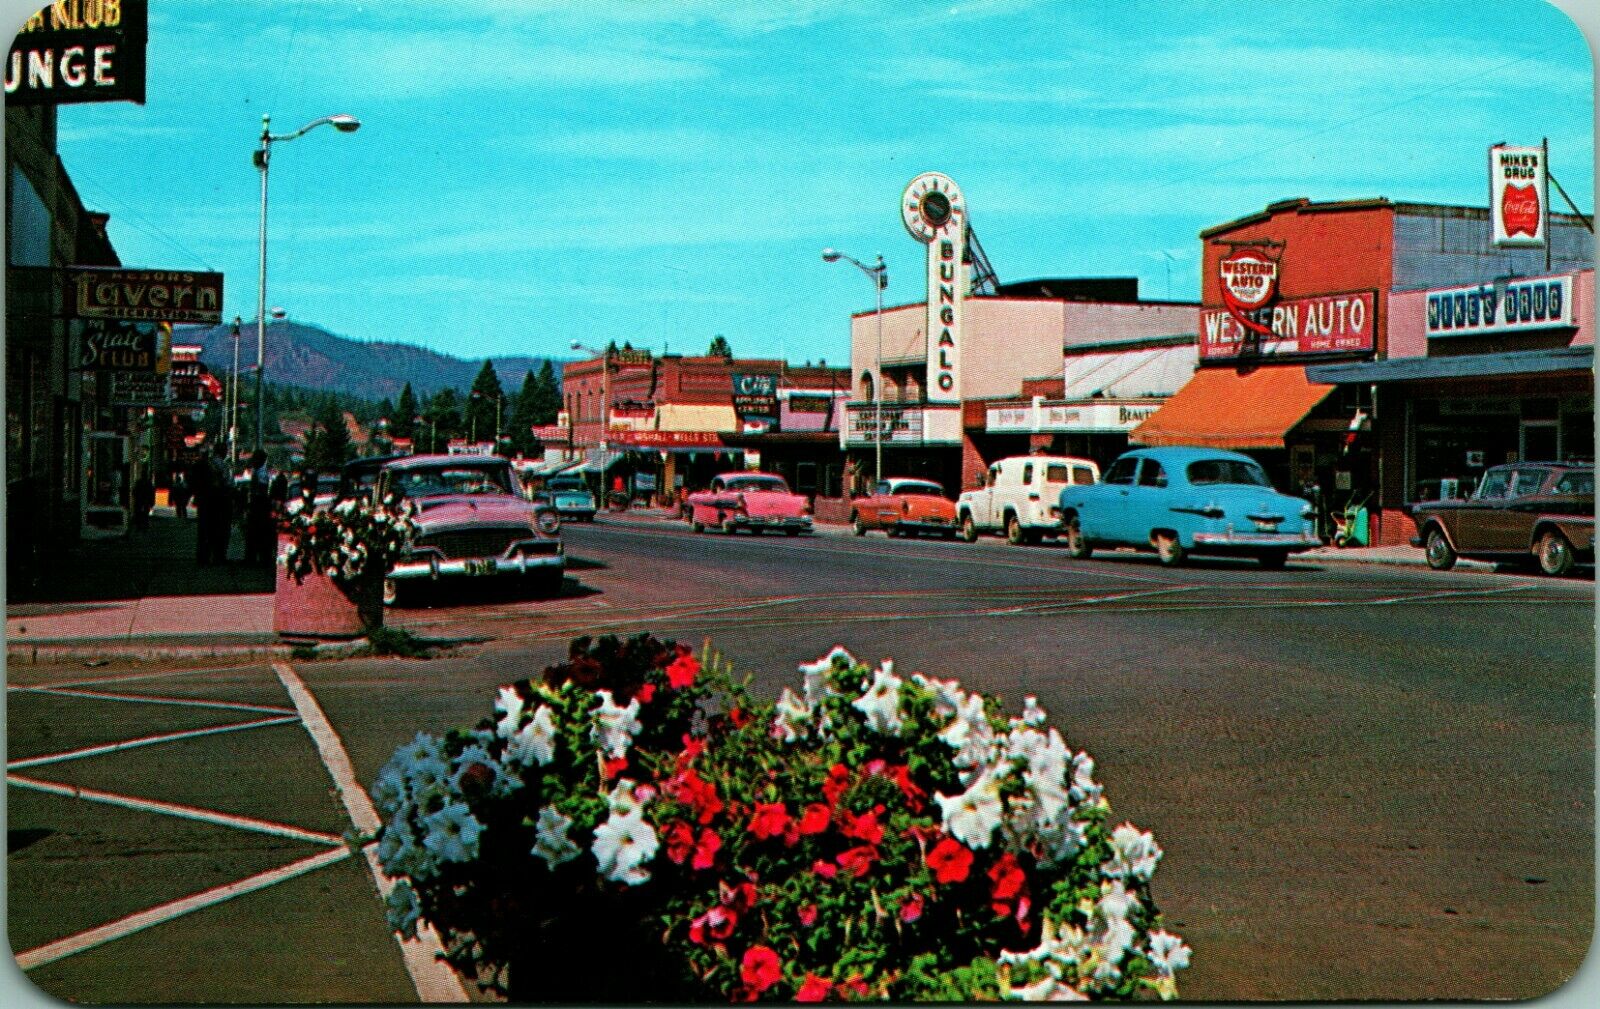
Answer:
xmin=725 ymin=476 xmax=788 ymax=493
xmin=547 ymin=479 xmax=587 ymax=492
xmin=1186 ymin=459 xmax=1271 ymax=487
xmin=893 ymin=481 xmax=943 ymax=496
xmin=1555 ymin=471 xmax=1594 ymax=494
xmin=392 ymin=466 xmax=513 ymax=498
xmin=1475 ymin=470 xmax=1512 ymax=500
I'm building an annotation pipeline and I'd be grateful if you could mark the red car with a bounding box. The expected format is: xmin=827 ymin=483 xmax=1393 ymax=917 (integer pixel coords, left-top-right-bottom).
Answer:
xmin=850 ymin=477 xmax=958 ymax=538
xmin=686 ymin=472 xmax=813 ymax=535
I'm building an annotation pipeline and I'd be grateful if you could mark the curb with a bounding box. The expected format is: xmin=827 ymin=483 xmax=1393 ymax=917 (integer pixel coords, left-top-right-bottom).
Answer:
xmin=5 ymin=637 xmax=371 ymax=666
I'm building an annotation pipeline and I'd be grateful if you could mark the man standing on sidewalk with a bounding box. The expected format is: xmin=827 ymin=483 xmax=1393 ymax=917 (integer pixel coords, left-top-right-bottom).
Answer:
xmin=242 ymin=450 xmax=274 ymax=566
xmin=192 ymin=443 xmax=234 ymax=565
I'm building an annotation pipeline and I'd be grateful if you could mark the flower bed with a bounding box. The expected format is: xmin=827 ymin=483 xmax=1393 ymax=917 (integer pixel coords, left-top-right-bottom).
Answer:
xmin=276 ymin=493 xmax=418 ymax=633
xmin=373 ymin=635 xmax=1189 ymax=1001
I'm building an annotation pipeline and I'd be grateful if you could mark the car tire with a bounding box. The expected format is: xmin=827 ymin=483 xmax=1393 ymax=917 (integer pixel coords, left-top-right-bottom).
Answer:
xmin=960 ymin=514 xmax=978 ymax=543
xmin=691 ymin=519 xmax=705 ymax=534
xmin=1258 ymin=550 xmax=1288 ymax=570
xmin=1005 ymin=515 xmax=1025 ymax=546
xmin=722 ymin=516 xmax=739 ymax=535
xmin=532 ymin=569 xmax=565 ymax=598
xmin=1538 ymin=531 xmax=1576 ymax=577
xmin=382 ymin=578 xmax=402 ymax=607
xmin=1065 ymin=517 xmax=1092 ymax=559
xmin=785 ymin=528 xmax=802 ymax=537
xmin=1155 ymin=532 xmax=1186 ymax=567
xmin=851 ymin=512 xmax=867 ymax=536
xmin=1424 ymin=527 xmax=1457 ymax=571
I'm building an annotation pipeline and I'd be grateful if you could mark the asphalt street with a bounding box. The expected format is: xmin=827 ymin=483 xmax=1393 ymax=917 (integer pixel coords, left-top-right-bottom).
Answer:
xmin=7 ymin=517 xmax=1594 ymax=1002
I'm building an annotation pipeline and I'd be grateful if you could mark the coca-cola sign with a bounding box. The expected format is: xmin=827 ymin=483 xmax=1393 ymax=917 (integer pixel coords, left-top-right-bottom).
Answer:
xmin=1489 ymin=144 xmax=1547 ymax=248
xmin=1218 ymin=249 xmax=1278 ymax=337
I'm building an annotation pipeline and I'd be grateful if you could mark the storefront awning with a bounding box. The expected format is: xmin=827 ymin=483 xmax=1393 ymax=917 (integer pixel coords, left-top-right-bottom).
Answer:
xmin=1305 ymin=345 xmax=1593 ymax=385
xmin=655 ymin=404 xmax=739 ymax=433
xmin=1130 ymin=365 xmax=1335 ymax=449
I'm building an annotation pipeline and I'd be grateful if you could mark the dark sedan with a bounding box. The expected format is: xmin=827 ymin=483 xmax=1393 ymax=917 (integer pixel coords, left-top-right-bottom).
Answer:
xmin=1408 ymin=462 xmax=1593 ymax=576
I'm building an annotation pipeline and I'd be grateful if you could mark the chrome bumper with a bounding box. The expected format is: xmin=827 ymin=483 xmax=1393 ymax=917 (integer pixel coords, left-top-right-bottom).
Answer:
xmin=732 ymin=515 xmax=812 ymax=530
xmin=1193 ymin=530 xmax=1320 ymax=549
xmin=390 ymin=548 xmax=564 ymax=581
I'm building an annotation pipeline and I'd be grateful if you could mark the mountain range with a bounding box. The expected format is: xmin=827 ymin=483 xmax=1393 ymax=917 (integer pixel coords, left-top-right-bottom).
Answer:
xmin=172 ymin=321 xmax=561 ymax=401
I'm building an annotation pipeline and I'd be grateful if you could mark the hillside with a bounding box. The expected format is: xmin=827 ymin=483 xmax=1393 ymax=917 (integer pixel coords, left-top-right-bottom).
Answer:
xmin=172 ymin=321 xmax=561 ymax=399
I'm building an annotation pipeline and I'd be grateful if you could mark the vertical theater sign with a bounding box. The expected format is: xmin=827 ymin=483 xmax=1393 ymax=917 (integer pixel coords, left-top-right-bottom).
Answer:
xmin=901 ymin=172 xmax=967 ymax=405
xmin=1489 ymin=143 xmax=1548 ymax=249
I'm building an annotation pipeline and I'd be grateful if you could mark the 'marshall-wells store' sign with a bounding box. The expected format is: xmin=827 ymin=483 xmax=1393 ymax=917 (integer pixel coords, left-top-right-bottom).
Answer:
xmin=5 ymin=1 xmax=148 ymax=105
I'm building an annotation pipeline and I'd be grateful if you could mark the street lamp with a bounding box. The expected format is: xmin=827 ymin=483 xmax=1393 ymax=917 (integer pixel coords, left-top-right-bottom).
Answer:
xmin=571 ymin=341 xmax=613 ymax=473
xmin=228 ymin=316 xmax=242 ymax=464
xmin=470 ymin=389 xmax=504 ymax=451
xmin=822 ymin=248 xmax=887 ymax=489
xmin=253 ymin=112 xmax=360 ymax=452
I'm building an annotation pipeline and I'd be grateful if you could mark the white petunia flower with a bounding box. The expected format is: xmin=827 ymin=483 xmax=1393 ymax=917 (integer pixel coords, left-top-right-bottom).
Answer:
xmin=590 ymin=690 xmax=642 ymax=759
xmin=531 ymin=807 xmax=581 ymax=869
xmin=1070 ymin=751 xmax=1103 ymax=805
xmin=1145 ymin=930 xmax=1192 ymax=977
xmin=504 ymin=704 xmax=558 ymax=767
xmin=591 ymin=812 xmax=659 ymax=885
xmin=494 ymin=686 xmax=526 ymax=738
xmin=421 ymin=801 xmax=482 ymax=863
xmin=371 ymin=762 xmax=408 ymax=816
xmin=376 ymin=809 xmax=422 ymax=877
xmin=799 ymin=646 xmax=854 ymax=708
xmin=605 ymin=777 xmax=654 ymax=819
xmin=940 ymin=693 xmax=997 ymax=772
xmin=771 ymin=687 xmax=813 ymax=743
xmin=934 ymin=767 xmax=1004 ymax=849
xmin=384 ymin=879 xmax=422 ymax=940
xmin=851 ymin=661 xmax=904 ymax=735
xmin=1105 ymin=823 xmax=1162 ymax=882
xmin=1020 ymin=695 xmax=1047 ymax=727
xmin=451 ymin=743 xmax=519 ymax=798
xmin=396 ymin=732 xmax=444 ymax=766
xmin=286 ymin=498 xmax=304 ymax=516
xmin=403 ymin=755 xmax=452 ymax=803
xmin=912 ymin=671 xmax=969 ymax=719
xmin=1032 ymin=803 xmax=1088 ymax=866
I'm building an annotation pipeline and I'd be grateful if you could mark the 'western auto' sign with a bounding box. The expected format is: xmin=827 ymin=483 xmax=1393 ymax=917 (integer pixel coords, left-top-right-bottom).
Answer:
xmin=1490 ymin=144 xmax=1547 ymax=248
xmin=68 ymin=268 xmax=224 ymax=323
xmin=6 ymin=0 xmax=148 ymax=106
xmin=1201 ymin=291 xmax=1375 ymax=359
xmin=1218 ymin=249 xmax=1279 ymax=337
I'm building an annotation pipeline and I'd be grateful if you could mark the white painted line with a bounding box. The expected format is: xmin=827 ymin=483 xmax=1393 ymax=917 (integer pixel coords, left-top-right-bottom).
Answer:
xmin=37 ymin=663 xmax=273 ymax=690
xmin=6 ymin=716 xmax=301 ymax=771
xmin=8 ymin=685 xmax=296 ymax=716
xmin=272 ymin=662 xmax=469 ymax=1003
xmin=6 ymin=773 xmax=345 ymax=845
xmin=15 ymin=845 xmax=353 ymax=972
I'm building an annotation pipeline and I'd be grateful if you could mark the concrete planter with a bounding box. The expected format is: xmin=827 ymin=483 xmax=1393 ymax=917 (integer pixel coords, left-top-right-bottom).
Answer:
xmin=273 ymin=535 xmax=383 ymax=639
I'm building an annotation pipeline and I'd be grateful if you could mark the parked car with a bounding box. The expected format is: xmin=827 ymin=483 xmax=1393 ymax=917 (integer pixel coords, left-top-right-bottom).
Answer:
xmin=286 ymin=471 xmax=339 ymax=511
xmin=377 ymin=454 xmax=564 ymax=604
xmin=1057 ymin=447 xmax=1320 ymax=568
xmin=850 ymin=478 xmax=959 ymax=538
xmin=536 ymin=475 xmax=598 ymax=522
xmin=338 ymin=453 xmax=408 ymax=504
xmin=957 ymin=455 xmax=1100 ymax=545
xmin=1408 ymin=461 xmax=1594 ymax=576
xmin=686 ymin=472 xmax=812 ymax=535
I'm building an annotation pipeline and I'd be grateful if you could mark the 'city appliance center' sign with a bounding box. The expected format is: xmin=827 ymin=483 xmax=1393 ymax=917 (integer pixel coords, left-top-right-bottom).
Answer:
xmin=68 ymin=268 xmax=224 ymax=323
xmin=1201 ymin=290 xmax=1375 ymax=359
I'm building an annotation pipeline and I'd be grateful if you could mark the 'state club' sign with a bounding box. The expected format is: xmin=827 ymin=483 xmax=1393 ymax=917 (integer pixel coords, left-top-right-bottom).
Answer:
xmin=1201 ymin=291 xmax=1375 ymax=359
xmin=5 ymin=0 xmax=148 ymax=106
xmin=69 ymin=268 xmax=224 ymax=323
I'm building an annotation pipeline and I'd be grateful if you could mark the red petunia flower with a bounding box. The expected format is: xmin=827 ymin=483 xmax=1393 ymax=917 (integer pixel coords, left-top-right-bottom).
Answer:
xmin=891 ymin=764 xmax=926 ymax=810
xmin=812 ymin=859 xmax=838 ymax=880
xmin=666 ymin=768 xmax=724 ymax=825
xmin=900 ymin=892 xmax=925 ymax=923
xmin=602 ymin=756 xmax=628 ymax=781
xmin=798 ymin=802 xmax=832 ymax=835
xmin=636 ymin=682 xmax=656 ymax=704
xmin=664 ymin=821 xmax=695 ymax=865
xmin=989 ymin=852 xmax=1025 ymax=900
xmin=692 ymin=828 xmax=721 ymax=871
xmin=666 ymin=651 xmax=700 ymax=689
xmin=688 ymin=906 xmax=736 ymax=945
xmin=836 ymin=844 xmax=878 ymax=878
xmin=678 ymin=734 xmax=706 ymax=766
xmin=748 ymin=802 xmax=791 ymax=841
xmin=721 ymin=879 xmax=758 ymax=913
xmin=821 ymin=763 xmax=851 ymax=807
xmin=740 ymin=945 xmax=781 ymax=994
xmin=841 ymin=805 xmax=885 ymax=845
xmin=926 ymin=836 xmax=974 ymax=884
xmin=837 ymin=974 xmax=870 ymax=1000
xmin=797 ymin=904 xmax=818 ymax=926
xmin=795 ymin=973 xmax=833 ymax=1002
xmin=728 ymin=706 xmax=750 ymax=728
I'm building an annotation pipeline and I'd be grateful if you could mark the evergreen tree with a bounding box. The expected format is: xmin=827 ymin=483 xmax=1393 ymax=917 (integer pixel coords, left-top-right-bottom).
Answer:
xmin=509 ymin=371 xmax=540 ymax=457
xmin=707 ymin=334 xmax=732 ymax=358
xmin=426 ymin=388 xmax=464 ymax=448
xmin=467 ymin=360 xmax=505 ymax=445
xmin=531 ymin=360 xmax=561 ymax=425
xmin=393 ymin=383 xmax=417 ymax=440
xmin=304 ymin=398 xmax=353 ymax=469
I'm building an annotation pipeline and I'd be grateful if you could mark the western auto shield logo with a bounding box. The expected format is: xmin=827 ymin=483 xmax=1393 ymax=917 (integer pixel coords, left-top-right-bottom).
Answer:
xmin=1219 ymin=249 xmax=1278 ymax=337
xmin=1502 ymin=184 xmax=1540 ymax=238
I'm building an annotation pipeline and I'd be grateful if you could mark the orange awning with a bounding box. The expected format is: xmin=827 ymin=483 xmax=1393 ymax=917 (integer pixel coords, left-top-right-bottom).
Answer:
xmin=1130 ymin=365 xmax=1335 ymax=449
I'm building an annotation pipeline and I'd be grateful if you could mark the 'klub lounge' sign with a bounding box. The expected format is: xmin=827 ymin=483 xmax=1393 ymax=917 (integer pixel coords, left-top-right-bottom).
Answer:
xmin=1201 ymin=291 xmax=1375 ymax=360
xmin=5 ymin=0 xmax=148 ymax=106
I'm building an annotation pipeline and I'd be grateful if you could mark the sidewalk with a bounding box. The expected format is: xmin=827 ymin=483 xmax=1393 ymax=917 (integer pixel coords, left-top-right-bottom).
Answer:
xmin=6 ymin=509 xmax=282 ymax=663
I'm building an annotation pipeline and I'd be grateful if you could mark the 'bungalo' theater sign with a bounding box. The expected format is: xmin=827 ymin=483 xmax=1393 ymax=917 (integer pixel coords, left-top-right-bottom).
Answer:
xmin=5 ymin=0 xmax=148 ymax=106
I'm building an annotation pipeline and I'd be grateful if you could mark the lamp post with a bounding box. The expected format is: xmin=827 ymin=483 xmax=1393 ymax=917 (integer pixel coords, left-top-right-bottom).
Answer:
xmin=228 ymin=316 xmax=242 ymax=464
xmin=571 ymin=342 xmax=612 ymax=466
xmin=822 ymin=248 xmax=887 ymax=489
xmin=470 ymin=389 xmax=504 ymax=452
xmin=253 ymin=112 xmax=360 ymax=453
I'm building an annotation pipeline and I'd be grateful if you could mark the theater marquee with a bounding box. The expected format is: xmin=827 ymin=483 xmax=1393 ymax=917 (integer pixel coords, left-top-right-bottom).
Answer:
xmin=902 ymin=172 xmax=966 ymax=405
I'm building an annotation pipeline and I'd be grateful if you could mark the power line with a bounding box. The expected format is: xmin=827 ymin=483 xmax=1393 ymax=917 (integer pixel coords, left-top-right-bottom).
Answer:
xmin=71 ymin=175 xmax=218 ymax=271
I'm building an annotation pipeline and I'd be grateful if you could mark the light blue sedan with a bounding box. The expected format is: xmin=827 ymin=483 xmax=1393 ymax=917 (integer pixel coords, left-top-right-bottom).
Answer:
xmin=1058 ymin=447 xmax=1320 ymax=568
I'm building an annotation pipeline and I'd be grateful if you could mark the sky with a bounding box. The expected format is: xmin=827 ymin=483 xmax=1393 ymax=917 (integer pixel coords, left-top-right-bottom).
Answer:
xmin=19 ymin=0 xmax=1597 ymax=367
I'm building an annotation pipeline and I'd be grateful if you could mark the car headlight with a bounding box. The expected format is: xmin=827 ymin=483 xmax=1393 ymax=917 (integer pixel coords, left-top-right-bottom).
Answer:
xmin=535 ymin=509 xmax=561 ymax=535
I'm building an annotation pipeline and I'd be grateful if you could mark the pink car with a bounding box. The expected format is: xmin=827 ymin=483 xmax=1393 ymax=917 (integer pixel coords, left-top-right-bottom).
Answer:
xmin=686 ymin=472 xmax=813 ymax=536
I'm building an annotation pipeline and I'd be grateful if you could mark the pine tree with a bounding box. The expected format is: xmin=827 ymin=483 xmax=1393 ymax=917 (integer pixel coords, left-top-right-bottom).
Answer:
xmin=427 ymin=388 xmax=463 ymax=448
xmin=707 ymin=334 xmax=733 ymax=358
xmin=532 ymin=360 xmax=560 ymax=425
xmin=392 ymin=383 xmax=417 ymax=439
xmin=305 ymin=398 xmax=352 ymax=469
xmin=510 ymin=371 xmax=540 ymax=457
xmin=468 ymin=360 xmax=505 ymax=446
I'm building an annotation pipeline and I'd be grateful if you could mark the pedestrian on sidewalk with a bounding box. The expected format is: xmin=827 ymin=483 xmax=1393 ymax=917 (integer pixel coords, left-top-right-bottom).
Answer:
xmin=242 ymin=450 xmax=275 ymax=566
xmin=171 ymin=470 xmax=191 ymax=520
xmin=131 ymin=471 xmax=153 ymax=530
xmin=193 ymin=443 xmax=234 ymax=565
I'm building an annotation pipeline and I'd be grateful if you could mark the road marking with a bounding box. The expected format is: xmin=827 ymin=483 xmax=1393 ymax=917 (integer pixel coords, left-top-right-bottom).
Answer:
xmin=6 ymin=715 xmax=301 ymax=771
xmin=14 ymin=846 xmax=353 ymax=972
xmin=6 ymin=773 xmax=345 ymax=845
xmin=272 ymin=662 xmax=470 ymax=1003
xmin=8 ymin=685 xmax=297 ymax=716
xmin=35 ymin=662 xmax=273 ymax=690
